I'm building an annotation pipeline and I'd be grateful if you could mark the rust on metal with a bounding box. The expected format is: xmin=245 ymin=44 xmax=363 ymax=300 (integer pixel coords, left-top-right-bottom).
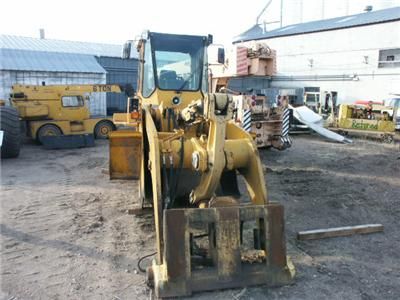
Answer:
xmin=163 ymin=209 xmax=188 ymax=279
xmin=267 ymin=204 xmax=287 ymax=269
xmin=216 ymin=206 xmax=241 ymax=279
xmin=150 ymin=203 xmax=295 ymax=298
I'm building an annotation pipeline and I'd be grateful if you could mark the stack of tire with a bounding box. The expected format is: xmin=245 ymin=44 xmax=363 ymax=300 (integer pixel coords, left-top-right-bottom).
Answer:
xmin=0 ymin=106 xmax=21 ymax=158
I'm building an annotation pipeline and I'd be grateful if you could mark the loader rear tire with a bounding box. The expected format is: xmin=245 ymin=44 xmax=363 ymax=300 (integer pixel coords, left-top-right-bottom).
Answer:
xmin=94 ymin=120 xmax=114 ymax=139
xmin=0 ymin=106 xmax=21 ymax=158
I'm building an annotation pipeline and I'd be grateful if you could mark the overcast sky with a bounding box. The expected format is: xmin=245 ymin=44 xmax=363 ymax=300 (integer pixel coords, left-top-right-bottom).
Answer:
xmin=1 ymin=0 xmax=398 ymax=46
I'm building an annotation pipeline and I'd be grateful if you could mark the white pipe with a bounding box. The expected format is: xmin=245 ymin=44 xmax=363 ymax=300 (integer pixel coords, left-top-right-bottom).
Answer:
xmin=256 ymin=0 xmax=273 ymax=25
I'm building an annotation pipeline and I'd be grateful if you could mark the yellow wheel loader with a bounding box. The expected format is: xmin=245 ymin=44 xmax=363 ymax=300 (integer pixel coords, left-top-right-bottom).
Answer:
xmin=110 ymin=31 xmax=294 ymax=298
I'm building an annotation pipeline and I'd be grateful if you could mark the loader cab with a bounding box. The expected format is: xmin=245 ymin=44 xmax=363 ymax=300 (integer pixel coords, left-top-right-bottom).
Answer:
xmin=137 ymin=32 xmax=212 ymax=108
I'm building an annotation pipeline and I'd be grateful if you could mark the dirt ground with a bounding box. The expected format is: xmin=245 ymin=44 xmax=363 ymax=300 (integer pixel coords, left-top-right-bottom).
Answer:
xmin=1 ymin=135 xmax=399 ymax=300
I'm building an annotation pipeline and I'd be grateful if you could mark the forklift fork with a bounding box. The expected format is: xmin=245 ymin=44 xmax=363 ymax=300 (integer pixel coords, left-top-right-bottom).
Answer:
xmin=148 ymin=203 xmax=295 ymax=298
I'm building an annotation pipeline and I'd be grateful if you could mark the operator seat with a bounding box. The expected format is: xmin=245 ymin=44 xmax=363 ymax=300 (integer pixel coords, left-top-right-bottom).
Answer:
xmin=159 ymin=70 xmax=182 ymax=90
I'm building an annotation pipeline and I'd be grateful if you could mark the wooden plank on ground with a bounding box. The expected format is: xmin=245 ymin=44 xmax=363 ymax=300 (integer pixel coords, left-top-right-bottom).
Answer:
xmin=297 ymin=224 xmax=384 ymax=241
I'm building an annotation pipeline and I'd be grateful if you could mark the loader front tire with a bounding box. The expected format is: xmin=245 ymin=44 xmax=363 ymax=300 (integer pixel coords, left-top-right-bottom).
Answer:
xmin=0 ymin=106 xmax=21 ymax=158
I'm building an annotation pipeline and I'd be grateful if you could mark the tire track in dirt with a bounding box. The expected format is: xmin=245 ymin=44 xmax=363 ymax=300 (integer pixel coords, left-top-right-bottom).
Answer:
xmin=1 ymin=158 xmax=80 ymax=299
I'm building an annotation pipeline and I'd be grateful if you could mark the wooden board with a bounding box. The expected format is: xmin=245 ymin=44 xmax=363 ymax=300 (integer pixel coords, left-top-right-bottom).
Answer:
xmin=297 ymin=224 xmax=384 ymax=241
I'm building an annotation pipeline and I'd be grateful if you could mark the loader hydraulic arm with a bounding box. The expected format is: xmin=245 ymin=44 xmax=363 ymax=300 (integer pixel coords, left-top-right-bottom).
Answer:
xmin=187 ymin=93 xmax=268 ymax=205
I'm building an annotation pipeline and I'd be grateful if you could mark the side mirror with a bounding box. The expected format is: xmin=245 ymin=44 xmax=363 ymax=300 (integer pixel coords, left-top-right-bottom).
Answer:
xmin=122 ymin=41 xmax=133 ymax=59
xmin=207 ymin=34 xmax=213 ymax=46
xmin=217 ymin=48 xmax=225 ymax=64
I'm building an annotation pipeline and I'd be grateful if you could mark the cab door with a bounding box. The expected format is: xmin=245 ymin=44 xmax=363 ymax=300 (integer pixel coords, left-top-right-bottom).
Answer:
xmin=59 ymin=95 xmax=90 ymax=121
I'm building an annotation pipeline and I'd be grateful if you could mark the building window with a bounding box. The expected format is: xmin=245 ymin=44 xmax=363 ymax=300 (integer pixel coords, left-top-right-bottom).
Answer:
xmin=378 ymin=49 xmax=400 ymax=68
xmin=62 ymin=96 xmax=84 ymax=107
xmin=387 ymin=55 xmax=395 ymax=61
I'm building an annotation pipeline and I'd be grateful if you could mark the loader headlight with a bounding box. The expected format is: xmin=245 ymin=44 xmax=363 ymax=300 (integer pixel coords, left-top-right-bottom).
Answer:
xmin=172 ymin=97 xmax=181 ymax=105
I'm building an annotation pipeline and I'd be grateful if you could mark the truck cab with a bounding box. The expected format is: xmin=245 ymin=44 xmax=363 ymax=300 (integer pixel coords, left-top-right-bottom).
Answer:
xmin=383 ymin=97 xmax=400 ymax=130
xmin=303 ymin=90 xmax=337 ymax=116
xmin=10 ymin=84 xmax=121 ymax=142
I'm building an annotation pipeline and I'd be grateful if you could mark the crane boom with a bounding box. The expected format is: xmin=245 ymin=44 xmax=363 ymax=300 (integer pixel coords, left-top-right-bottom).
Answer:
xmin=11 ymin=84 xmax=123 ymax=101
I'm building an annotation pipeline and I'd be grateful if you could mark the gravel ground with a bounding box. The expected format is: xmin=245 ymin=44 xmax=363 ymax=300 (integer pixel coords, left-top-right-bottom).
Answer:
xmin=1 ymin=135 xmax=399 ymax=299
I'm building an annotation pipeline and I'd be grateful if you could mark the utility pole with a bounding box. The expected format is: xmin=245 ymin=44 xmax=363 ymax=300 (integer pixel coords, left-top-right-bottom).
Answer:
xmin=299 ymin=0 xmax=303 ymax=23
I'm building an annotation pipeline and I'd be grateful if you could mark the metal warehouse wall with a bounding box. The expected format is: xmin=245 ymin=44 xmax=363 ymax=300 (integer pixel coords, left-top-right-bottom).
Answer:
xmin=227 ymin=77 xmax=271 ymax=94
xmin=96 ymin=57 xmax=138 ymax=114
xmin=0 ymin=70 xmax=107 ymax=115
xmin=240 ymin=21 xmax=400 ymax=103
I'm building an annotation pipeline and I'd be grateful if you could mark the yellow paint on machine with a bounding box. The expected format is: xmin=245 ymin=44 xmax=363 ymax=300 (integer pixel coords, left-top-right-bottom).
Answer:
xmin=108 ymin=32 xmax=294 ymax=298
xmin=338 ymin=118 xmax=395 ymax=132
xmin=337 ymin=104 xmax=396 ymax=133
xmin=109 ymin=130 xmax=142 ymax=179
xmin=10 ymin=84 xmax=123 ymax=140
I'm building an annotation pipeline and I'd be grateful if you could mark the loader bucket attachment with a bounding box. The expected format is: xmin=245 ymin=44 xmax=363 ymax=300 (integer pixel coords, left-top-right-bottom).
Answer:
xmin=148 ymin=203 xmax=295 ymax=298
xmin=109 ymin=130 xmax=142 ymax=179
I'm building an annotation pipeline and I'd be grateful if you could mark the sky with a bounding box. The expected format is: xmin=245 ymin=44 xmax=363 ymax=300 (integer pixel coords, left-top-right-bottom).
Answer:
xmin=0 ymin=0 xmax=399 ymax=46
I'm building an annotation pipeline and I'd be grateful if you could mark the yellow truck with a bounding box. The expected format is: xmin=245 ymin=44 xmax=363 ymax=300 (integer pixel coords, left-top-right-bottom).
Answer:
xmin=9 ymin=84 xmax=123 ymax=143
xmin=329 ymin=103 xmax=397 ymax=143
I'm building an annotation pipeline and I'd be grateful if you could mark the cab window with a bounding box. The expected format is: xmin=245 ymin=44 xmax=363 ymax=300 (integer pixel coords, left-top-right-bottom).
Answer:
xmin=142 ymin=42 xmax=156 ymax=98
xmin=151 ymin=33 xmax=205 ymax=92
xmin=62 ymin=96 xmax=84 ymax=107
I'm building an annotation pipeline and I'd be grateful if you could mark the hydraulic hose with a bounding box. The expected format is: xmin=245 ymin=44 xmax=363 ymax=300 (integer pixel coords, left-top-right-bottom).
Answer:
xmin=168 ymin=155 xmax=174 ymax=207
xmin=169 ymin=137 xmax=184 ymax=208
xmin=162 ymin=154 xmax=170 ymax=209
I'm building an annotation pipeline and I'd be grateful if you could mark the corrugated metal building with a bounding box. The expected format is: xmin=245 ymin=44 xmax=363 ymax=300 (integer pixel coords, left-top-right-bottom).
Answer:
xmin=96 ymin=57 xmax=138 ymax=115
xmin=0 ymin=35 xmax=138 ymax=115
xmin=233 ymin=6 xmax=400 ymax=103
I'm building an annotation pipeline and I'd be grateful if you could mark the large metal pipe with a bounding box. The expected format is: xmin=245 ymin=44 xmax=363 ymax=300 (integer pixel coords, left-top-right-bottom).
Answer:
xmin=256 ymin=0 xmax=273 ymax=25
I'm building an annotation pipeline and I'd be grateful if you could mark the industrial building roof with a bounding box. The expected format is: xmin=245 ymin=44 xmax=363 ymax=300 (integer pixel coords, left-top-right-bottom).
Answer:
xmin=0 ymin=35 xmax=139 ymax=73
xmin=0 ymin=35 xmax=126 ymax=57
xmin=233 ymin=6 xmax=400 ymax=43
xmin=0 ymin=49 xmax=106 ymax=73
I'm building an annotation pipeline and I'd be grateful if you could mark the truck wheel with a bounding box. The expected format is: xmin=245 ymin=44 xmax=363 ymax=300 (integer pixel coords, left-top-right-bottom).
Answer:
xmin=37 ymin=124 xmax=62 ymax=144
xmin=0 ymin=106 xmax=21 ymax=158
xmin=94 ymin=121 xmax=114 ymax=139
xmin=381 ymin=134 xmax=394 ymax=144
